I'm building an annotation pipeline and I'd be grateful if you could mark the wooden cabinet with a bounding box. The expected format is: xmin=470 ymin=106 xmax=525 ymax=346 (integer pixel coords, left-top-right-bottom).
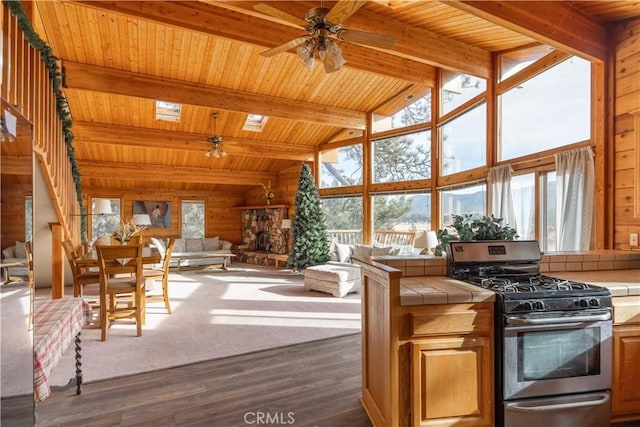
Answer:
xmin=612 ymin=296 xmax=640 ymax=421
xmin=356 ymin=258 xmax=493 ymax=427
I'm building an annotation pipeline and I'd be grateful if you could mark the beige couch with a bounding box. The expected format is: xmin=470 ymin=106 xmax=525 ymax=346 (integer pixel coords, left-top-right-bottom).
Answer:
xmin=1 ymin=241 xmax=28 ymax=278
xmin=151 ymin=237 xmax=233 ymax=269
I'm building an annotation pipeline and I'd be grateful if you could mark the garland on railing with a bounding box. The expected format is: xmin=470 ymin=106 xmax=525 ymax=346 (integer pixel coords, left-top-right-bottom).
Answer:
xmin=4 ymin=0 xmax=87 ymax=241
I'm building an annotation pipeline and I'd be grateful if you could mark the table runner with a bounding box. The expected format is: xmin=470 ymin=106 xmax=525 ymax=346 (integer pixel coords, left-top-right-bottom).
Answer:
xmin=33 ymin=297 xmax=91 ymax=402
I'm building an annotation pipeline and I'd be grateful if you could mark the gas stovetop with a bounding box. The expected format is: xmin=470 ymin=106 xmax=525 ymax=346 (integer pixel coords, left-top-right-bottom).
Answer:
xmin=448 ymin=240 xmax=612 ymax=313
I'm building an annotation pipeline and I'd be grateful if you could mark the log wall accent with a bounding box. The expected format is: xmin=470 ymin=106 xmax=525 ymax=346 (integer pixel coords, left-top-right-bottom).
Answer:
xmin=614 ymin=18 xmax=640 ymax=250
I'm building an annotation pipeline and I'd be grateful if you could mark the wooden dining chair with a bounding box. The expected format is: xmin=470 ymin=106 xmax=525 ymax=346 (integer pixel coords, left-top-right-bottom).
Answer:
xmin=96 ymin=244 xmax=145 ymax=341
xmin=25 ymin=241 xmax=34 ymax=331
xmin=62 ymin=240 xmax=100 ymax=298
xmin=143 ymin=237 xmax=175 ymax=314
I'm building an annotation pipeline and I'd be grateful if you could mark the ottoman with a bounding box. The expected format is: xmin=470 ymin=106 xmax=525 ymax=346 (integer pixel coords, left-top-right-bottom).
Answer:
xmin=303 ymin=262 xmax=361 ymax=297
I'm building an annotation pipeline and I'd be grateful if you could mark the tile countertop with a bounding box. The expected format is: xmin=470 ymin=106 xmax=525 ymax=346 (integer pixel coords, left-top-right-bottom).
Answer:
xmin=400 ymin=276 xmax=495 ymax=306
xmin=552 ymin=269 xmax=640 ymax=297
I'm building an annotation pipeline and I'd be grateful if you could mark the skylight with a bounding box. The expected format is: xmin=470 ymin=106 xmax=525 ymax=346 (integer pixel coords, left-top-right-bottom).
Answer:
xmin=242 ymin=114 xmax=268 ymax=132
xmin=155 ymin=101 xmax=182 ymax=122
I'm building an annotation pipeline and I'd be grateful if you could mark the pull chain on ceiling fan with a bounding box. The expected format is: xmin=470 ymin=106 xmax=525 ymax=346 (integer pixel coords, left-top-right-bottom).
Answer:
xmin=255 ymin=0 xmax=395 ymax=73
xmin=205 ymin=112 xmax=227 ymax=158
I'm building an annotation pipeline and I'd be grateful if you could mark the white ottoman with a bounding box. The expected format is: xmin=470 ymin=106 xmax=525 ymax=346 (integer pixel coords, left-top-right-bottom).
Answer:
xmin=303 ymin=262 xmax=361 ymax=298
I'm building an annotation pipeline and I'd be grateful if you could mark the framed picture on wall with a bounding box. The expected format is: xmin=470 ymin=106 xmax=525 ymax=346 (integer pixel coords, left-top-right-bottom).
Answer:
xmin=133 ymin=201 xmax=171 ymax=228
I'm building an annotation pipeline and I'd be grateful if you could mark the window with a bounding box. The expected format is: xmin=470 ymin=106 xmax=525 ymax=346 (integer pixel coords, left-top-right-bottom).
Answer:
xmin=499 ymin=56 xmax=591 ymax=161
xmin=181 ymin=201 xmax=205 ymax=238
xmin=92 ymin=198 xmax=121 ymax=241
xmin=320 ymin=144 xmax=363 ymax=188
xmin=440 ymin=103 xmax=487 ymax=175
xmin=500 ymin=45 xmax=553 ymax=81
xmin=439 ymin=183 xmax=486 ymax=226
xmin=440 ymin=71 xmax=486 ymax=115
xmin=372 ymin=91 xmax=431 ymax=133
xmin=372 ymin=192 xmax=431 ymax=252
xmin=25 ymin=196 xmax=32 ymax=242
xmin=373 ymin=130 xmax=430 ymax=183
xmin=322 ymin=196 xmax=363 ymax=244
xmin=540 ymin=171 xmax=557 ymax=252
xmin=511 ymin=173 xmax=535 ymax=240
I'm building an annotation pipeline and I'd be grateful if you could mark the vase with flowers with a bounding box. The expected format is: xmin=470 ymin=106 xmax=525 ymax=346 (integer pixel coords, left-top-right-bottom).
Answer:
xmin=112 ymin=219 xmax=145 ymax=244
xmin=261 ymin=181 xmax=275 ymax=205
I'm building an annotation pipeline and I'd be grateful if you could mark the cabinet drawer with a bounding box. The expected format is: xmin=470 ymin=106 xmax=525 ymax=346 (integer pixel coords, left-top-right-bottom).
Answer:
xmin=410 ymin=306 xmax=492 ymax=337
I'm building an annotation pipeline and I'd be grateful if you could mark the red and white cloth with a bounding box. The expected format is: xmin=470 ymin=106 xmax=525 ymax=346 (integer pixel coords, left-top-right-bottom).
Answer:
xmin=33 ymin=297 xmax=91 ymax=402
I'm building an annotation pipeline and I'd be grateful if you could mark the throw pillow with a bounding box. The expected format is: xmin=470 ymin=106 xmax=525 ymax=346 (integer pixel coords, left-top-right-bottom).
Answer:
xmin=352 ymin=244 xmax=372 ymax=258
xmin=185 ymin=238 xmax=203 ymax=252
xmin=336 ymin=243 xmax=353 ymax=263
xmin=203 ymin=237 xmax=220 ymax=251
xmin=15 ymin=241 xmax=26 ymax=258
xmin=220 ymin=240 xmax=232 ymax=251
xmin=173 ymin=238 xmax=186 ymax=252
xmin=328 ymin=238 xmax=339 ymax=262
xmin=2 ymin=246 xmax=15 ymax=259
xmin=371 ymin=246 xmax=395 ymax=256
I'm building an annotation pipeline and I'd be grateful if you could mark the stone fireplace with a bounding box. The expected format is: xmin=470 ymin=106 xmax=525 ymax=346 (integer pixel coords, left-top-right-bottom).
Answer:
xmin=240 ymin=205 xmax=288 ymax=254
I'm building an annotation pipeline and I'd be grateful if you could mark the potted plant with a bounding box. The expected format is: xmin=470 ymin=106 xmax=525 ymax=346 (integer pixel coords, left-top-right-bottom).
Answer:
xmin=435 ymin=213 xmax=518 ymax=256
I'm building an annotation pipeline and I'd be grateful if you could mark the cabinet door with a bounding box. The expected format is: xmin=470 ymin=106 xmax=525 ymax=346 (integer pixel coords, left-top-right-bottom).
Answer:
xmin=612 ymin=325 xmax=640 ymax=418
xmin=411 ymin=336 xmax=492 ymax=427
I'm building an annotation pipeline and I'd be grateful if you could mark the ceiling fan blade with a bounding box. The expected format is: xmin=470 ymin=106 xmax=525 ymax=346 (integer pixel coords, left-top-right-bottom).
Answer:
xmin=325 ymin=0 xmax=367 ymax=25
xmin=260 ymin=36 xmax=309 ymax=57
xmin=338 ymin=29 xmax=396 ymax=50
xmin=253 ymin=3 xmax=308 ymax=28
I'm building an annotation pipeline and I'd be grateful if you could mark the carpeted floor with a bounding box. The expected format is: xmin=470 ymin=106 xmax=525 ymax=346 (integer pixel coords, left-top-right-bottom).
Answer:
xmin=0 ymin=280 xmax=32 ymax=397
xmin=46 ymin=263 xmax=361 ymax=387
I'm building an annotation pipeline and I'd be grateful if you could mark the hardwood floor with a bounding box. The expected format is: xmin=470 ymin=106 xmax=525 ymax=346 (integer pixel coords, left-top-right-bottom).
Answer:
xmin=35 ymin=333 xmax=372 ymax=426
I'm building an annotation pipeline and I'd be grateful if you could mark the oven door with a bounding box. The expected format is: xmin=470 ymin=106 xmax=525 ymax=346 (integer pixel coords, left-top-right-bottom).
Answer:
xmin=502 ymin=309 xmax=612 ymax=400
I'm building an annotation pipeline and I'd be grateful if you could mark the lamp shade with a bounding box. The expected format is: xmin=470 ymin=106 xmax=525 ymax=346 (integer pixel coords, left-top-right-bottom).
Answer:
xmin=131 ymin=214 xmax=152 ymax=226
xmin=281 ymin=219 xmax=292 ymax=229
xmin=93 ymin=198 xmax=112 ymax=215
xmin=426 ymin=231 xmax=439 ymax=251
xmin=413 ymin=231 xmax=427 ymax=249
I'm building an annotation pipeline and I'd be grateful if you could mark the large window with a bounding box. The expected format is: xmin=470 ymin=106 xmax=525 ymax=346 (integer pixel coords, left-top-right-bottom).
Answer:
xmin=372 ymin=192 xmax=431 ymax=252
xmin=439 ymin=183 xmax=486 ymax=226
xmin=499 ymin=56 xmax=591 ymax=161
xmin=540 ymin=171 xmax=557 ymax=252
xmin=92 ymin=198 xmax=120 ymax=241
xmin=181 ymin=200 xmax=205 ymax=238
xmin=440 ymin=103 xmax=487 ymax=175
xmin=322 ymin=196 xmax=363 ymax=244
xmin=441 ymin=71 xmax=486 ymax=115
xmin=511 ymin=173 xmax=535 ymax=240
xmin=320 ymin=144 xmax=363 ymax=188
xmin=372 ymin=91 xmax=431 ymax=133
xmin=373 ymin=130 xmax=430 ymax=183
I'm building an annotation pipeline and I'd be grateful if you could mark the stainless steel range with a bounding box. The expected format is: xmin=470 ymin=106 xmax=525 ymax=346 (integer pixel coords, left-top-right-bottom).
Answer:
xmin=449 ymin=240 xmax=612 ymax=427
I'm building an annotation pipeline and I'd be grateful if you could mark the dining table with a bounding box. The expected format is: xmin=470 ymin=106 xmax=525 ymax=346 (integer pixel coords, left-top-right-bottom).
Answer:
xmin=74 ymin=246 xmax=161 ymax=269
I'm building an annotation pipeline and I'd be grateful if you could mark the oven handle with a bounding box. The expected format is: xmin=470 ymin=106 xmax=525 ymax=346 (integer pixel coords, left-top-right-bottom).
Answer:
xmin=506 ymin=311 xmax=611 ymax=326
xmin=505 ymin=393 xmax=609 ymax=413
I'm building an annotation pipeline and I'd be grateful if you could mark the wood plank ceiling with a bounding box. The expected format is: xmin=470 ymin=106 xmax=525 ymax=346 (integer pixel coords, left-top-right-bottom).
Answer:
xmin=14 ymin=0 xmax=639 ymax=193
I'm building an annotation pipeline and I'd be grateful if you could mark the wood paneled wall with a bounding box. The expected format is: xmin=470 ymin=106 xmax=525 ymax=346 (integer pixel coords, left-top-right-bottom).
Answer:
xmin=614 ymin=18 xmax=640 ymax=250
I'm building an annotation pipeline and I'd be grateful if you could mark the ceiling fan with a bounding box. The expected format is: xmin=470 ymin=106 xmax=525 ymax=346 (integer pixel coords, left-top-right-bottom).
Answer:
xmin=203 ymin=112 xmax=227 ymax=158
xmin=255 ymin=0 xmax=396 ymax=73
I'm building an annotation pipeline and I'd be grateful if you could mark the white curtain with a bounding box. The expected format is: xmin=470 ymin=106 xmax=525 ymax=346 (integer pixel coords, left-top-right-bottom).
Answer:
xmin=555 ymin=147 xmax=594 ymax=251
xmin=487 ymin=164 xmax=516 ymax=230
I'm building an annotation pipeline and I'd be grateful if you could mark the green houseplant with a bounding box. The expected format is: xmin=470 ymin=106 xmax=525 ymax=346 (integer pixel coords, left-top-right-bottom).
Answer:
xmin=435 ymin=214 xmax=518 ymax=255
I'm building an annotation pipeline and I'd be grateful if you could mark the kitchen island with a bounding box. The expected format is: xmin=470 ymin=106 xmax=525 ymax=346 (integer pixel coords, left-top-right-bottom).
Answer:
xmin=353 ymin=255 xmax=495 ymax=427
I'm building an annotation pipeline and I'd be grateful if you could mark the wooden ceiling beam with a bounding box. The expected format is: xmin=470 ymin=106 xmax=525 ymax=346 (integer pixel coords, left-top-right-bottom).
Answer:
xmin=63 ymin=61 xmax=366 ymax=130
xmin=448 ymin=1 xmax=607 ymax=62
xmin=70 ymin=0 xmax=437 ymax=85
xmin=77 ymin=160 xmax=277 ymax=185
xmin=72 ymin=122 xmax=314 ymax=161
xmin=0 ymin=156 xmax=32 ymax=175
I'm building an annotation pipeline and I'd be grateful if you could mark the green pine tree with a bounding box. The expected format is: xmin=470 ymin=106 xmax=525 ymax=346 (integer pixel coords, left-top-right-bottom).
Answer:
xmin=288 ymin=163 xmax=331 ymax=271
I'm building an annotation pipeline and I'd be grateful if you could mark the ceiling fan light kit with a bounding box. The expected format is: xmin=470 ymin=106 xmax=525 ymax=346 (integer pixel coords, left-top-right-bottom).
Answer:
xmin=256 ymin=1 xmax=394 ymax=74
xmin=205 ymin=113 xmax=227 ymax=158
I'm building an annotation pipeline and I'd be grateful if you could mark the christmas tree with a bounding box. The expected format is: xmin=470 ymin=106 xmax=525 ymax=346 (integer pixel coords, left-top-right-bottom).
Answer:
xmin=288 ymin=163 xmax=331 ymax=270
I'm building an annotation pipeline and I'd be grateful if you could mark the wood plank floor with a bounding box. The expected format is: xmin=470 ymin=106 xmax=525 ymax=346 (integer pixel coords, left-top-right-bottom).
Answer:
xmin=35 ymin=333 xmax=372 ymax=426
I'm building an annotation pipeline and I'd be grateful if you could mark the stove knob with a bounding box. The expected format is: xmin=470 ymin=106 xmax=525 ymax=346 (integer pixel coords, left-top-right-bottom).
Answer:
xmin=521 ymin=301 xmax=533 ymax=311
xmin=577 ymin=299 xmax=589 ymax=308
xmin=533 ymin=301 xmax=544 ymax=310
xmin=589 ymin=298 xmax=600 ymax=307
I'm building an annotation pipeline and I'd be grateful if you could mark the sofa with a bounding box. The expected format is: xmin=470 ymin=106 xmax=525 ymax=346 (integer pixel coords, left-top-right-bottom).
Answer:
xmin=151 ymin=237 xmax=233 ymax=269
xmin=1 ymin=241 xmax=29 ymax=279
xmin=303 ymin=242 xmax=400 ymax=298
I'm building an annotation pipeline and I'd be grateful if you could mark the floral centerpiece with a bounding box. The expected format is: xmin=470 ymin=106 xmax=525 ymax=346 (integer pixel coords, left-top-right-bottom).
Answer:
xmin=261 ymin=181 xmax=275 ymax=205
xmin=112 ymin=219 xmax=145 ymax=244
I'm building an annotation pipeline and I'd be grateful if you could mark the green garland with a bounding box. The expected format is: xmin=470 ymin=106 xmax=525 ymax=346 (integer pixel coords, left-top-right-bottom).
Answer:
xmin=4 ymin=0 xmax=87 ymax=242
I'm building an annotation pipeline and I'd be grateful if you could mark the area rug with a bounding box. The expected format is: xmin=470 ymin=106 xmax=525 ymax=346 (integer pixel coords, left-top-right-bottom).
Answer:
xmin=47 ymin=264 xmax=361 ymax=386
